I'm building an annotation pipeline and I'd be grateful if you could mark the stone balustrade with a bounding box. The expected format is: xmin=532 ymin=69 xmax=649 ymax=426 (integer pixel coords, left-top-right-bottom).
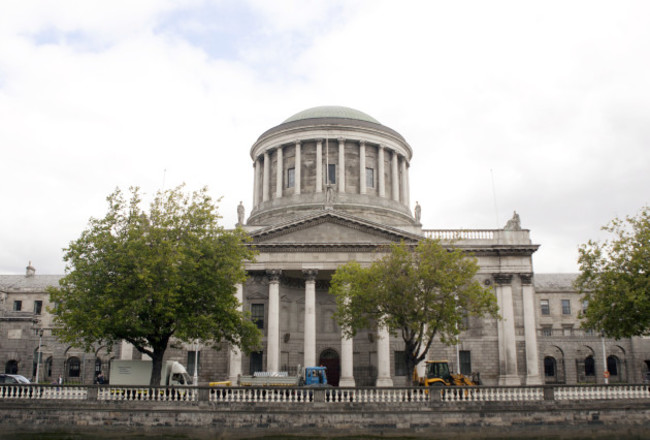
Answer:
xmin=423 ymin=229 xmax=496 ymax=240
xmin=2 ymin=384 xmax=649 ymax=403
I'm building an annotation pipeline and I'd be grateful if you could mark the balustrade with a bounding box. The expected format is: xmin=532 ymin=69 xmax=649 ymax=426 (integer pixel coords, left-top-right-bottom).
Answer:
xmin=2 ymin=384 xmax=649 ymax=403
xmin=423 ymin=230 xmax=495 ymax=241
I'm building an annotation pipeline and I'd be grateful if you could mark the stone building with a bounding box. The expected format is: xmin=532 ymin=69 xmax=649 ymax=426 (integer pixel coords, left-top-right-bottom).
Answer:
xmin=1 ymin=106 xmax=649 ymax=385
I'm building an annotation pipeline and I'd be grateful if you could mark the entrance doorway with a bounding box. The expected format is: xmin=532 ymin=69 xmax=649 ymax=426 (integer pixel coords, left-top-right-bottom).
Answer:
xmin=319 ymin=348 xmax=340 ymax=386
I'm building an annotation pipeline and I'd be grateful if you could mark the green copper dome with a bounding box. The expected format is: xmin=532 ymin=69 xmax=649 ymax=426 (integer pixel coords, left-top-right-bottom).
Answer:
xmin=283 ymin=106 xmax=381 ymax=125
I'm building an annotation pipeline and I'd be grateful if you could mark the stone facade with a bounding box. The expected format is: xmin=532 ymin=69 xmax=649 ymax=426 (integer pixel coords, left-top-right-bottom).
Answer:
xmin=1 ymin=106 xmax=649 ymax=385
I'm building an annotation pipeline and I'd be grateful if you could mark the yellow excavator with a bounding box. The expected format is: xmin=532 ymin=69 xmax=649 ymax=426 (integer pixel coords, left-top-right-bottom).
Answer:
xmin=414 ymin=360 xmax=478 ymax=387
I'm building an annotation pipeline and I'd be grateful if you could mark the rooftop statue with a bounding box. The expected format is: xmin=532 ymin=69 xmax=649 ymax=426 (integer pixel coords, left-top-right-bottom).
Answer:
xmin=504 ymin=211 xmax=522 ymax=231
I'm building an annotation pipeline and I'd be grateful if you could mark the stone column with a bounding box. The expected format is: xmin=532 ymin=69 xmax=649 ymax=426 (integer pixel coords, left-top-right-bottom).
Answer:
xmin=266 ymin=270 xmax=281 ymax=373
xmin=253 ymin=159 xmax=261 ymax=207
xmin=228 ymin=283 xmax=244 ymax=383
xmin=275 ymin=146 xmax=283 ymax=199
xmin=405 ymin=162 xmax=410 ymax=208
xmin=295 ymin=141 xmax=301 ymax=195
xmin=262 ymin=151 xmax=270 ymax=202
xmin=376 ymin=325 xmax=393 ymax=387
xmin=303 ymin=270 xmax=317 ymax=367
xmin=338 ymin=138 xmax=345 ymax=193
xmin=339 ymin=294 xmax=355 ymax=387
xmin=316 ymin=139 xmax=323 ymax=193
xmin=521 ymin=274 xmax=542 ymax=385
xmin=378 ymin=145 xmax=385 ymax=197
xmin=494 ymin=274 xmax=520 ymax=385
xmin=391 ymin=150 xmax=400 ymax=202
xmin=400 ymin=158 xmax=409 ymax=206
xmin=359 ymin=141 xmax=367 ymax=195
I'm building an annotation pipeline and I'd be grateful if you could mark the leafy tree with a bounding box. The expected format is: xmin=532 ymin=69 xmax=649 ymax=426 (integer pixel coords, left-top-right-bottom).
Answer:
xmin=49 ymin=186 xmax=261 ymax=385
xmin=575 ymin=206 xmax=650 ymax=338
xmin=330 ymin=239 xmax=499 ymax=382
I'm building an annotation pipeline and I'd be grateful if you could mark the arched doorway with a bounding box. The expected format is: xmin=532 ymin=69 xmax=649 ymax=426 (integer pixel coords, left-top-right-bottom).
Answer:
xmin=319 ymin=348 xmax=340 ymax=386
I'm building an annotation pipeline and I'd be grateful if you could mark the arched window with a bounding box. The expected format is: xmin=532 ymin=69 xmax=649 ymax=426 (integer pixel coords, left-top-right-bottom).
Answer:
xmin=95 ymin=358 xmax=102 ymax=375
xmin=607 ymin=355 xmax=619 ymax=376
xmin=585 ymin=355 xmax=595 ymax=377
xmin=67 ymin=357 xmax=81 ymax=378
xmin=5 ymin=360 xmax=18 ymax=374
xmin=45 ymin=357 xmax=53 ymax=379
xmin=544 ymin=357 xmax=556 ymax=377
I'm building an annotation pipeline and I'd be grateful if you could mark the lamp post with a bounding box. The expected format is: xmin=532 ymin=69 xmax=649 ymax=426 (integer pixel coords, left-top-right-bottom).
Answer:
xmin=35 ymin=329 xmax=43 ymax=384
xmin=193 ymin=340 xmax=199 ymax=386
xmin=601 ymin=332 xmax=609 ymax=385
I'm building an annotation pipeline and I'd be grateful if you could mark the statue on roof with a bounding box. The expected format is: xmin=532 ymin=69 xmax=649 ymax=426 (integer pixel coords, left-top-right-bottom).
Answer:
xmin=504 ymin=211 xmax=522 ymax=231
xmin=237 ymin=201 xmax=245 ymax=226
xmin=414 ymin=201 xmax=421 ymax=224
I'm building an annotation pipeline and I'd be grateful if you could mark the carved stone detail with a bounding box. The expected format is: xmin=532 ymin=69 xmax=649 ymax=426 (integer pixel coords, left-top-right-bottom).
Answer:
xmin=493 ymin=273 xmax=513 ymax=285
xmin=303 ymin=269 xmax=318 ymax=282
xmin=266 ymin=269 xmax=282 ymax=283
xmin=520 ymin=273 xmax=533 ymax=285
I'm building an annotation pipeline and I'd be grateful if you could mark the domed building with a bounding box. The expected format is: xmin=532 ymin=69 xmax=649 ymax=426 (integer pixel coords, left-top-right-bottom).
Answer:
xmin=1 ymin=106 xmax=648 ymax=387
xmin=231 ymin=106 xmax=542 ymax=387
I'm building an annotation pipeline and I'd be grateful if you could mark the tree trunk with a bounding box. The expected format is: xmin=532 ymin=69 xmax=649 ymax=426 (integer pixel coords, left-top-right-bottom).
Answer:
xmin=150 ymin=349 xmax=166 ymax=387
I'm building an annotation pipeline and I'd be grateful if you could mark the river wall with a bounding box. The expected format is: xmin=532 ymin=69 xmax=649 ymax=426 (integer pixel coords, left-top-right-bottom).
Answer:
xmin=1 ymin=398 xmax=650 ymax=439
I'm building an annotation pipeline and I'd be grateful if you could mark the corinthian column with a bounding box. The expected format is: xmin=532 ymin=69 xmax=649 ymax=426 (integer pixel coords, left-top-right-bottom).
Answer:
xmin=376 ymin=325 xmax=393 ymax=387
xmin=295 ymin=141 xmax=301 ymax=195
xmin=400 ymin=158 xmax=409 ymax=206
xmin=494 ymin=274 xmax=520 ymax=385
xmin=391 ymin=150 xmax=399 ymax=202
xmin=339 ymin=296 xmax=355 ymax=387
xmin=359 ymin=141 xmax=367 ymax=195
xmin=521 ymin=274 xmax=542 ymax=385
xmin=262 ymin=151 xmax=270 ymax=202
xmin=316 ymin=139 xmax=323 ymax=193
xmin=378 ymin=145 xmax=385 ymax=197
xmin=303 ymin=270 xmax=317 ymax=367
xmin=266 ymin=270 xmax=281 ymax=373
xmin=338 ymin=138 xmax=345 ymax=193
xmin=228 ymin=283 xmax=244 ymax=383
xmin=275 ymin=146 xmax=283 ymax=199
xmin=253 ymin=159 xmax=261 ymax=208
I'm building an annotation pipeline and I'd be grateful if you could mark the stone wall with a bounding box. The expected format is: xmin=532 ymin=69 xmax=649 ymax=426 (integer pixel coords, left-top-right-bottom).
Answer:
xmin=1 ymin=399 xmax=649 ymax=439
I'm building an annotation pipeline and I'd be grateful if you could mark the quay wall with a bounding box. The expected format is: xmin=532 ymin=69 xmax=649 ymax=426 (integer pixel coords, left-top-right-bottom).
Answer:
xmin=1 ymin=397 xmax=650 ymax=439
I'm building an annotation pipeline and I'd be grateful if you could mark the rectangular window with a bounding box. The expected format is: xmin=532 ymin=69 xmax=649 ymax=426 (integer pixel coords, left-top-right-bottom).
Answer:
xmin=459 ymin=350 xmax=472 ymax=376
xmin=287 ymin=168 xmax=295 ymax=188
xmin=540 ymin=299 xmax=550 ymax=315
xmin=562 ymin=299 xmax=571 ymax=315
xmin=187 ymin=351 xmax=201 ymax=375
xmin=582 ymin=300 xmax=588 ymax=314
xmin=562 ymin=325 xmax=573 ymax=336
xmin=394 ymin=351 xmax=407 ymax=376
xmin=251 ymin=304 xmax=264 ymax=330
xmin=327 ymin=164 xmax=336 ymax=184
xmin=541 ymin=326 xmax=552 ymax=337
xmin=34 ymin=300 xmax=43 ymax=315
xmin=365 ymin=168 xmax=374 ymax=188
xmin=13 ymin=300 xmax=22 ymax=311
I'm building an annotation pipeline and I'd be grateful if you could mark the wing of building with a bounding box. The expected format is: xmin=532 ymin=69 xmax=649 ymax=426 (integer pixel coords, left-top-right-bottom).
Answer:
xmin=1 ymin=106 xmax=649 ymax=385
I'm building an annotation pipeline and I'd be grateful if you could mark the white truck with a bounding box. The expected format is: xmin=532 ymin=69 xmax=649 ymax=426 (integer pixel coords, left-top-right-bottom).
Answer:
xmin=108 ymin=360 xmax=192 ymax=386
xmin=238 ymin=366 xmax=328 ymax=387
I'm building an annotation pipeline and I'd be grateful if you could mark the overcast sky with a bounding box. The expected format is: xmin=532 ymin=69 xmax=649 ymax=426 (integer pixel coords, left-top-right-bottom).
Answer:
xmin=1 ymin=0 xmax=649 ymax=275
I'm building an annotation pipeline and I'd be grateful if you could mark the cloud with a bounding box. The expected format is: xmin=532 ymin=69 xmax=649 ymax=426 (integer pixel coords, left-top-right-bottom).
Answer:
xmin=1 ymin=0 xmax=649 ymax=275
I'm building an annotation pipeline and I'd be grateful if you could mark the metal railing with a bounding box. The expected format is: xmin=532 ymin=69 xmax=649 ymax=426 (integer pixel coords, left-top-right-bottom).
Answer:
xmin=2 ymin=383 xmax=649 ymax=403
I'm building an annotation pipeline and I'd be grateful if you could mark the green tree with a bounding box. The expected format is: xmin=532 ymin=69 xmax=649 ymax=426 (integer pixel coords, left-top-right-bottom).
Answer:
xmin=575 ymin=206 xmax=650 ymax=338
xmin=330 ymin=239 xmax=499 ymax=382
xmin=49 ymin=186 xmax=261 ymax=386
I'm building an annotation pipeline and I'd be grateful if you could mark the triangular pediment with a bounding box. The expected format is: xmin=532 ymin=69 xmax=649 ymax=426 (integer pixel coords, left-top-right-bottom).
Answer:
xmin=249 ymin=211 xmax=420 ymax=248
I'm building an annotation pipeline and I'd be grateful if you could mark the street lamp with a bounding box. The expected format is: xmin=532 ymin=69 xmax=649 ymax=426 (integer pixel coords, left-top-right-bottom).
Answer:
xmin=193 ymin=340 xmax=199 ymax=386
xmin=35 ymin=328 xmax=43 ymax=384
xmin=601 ymin=332 xmax=609 ymax=385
